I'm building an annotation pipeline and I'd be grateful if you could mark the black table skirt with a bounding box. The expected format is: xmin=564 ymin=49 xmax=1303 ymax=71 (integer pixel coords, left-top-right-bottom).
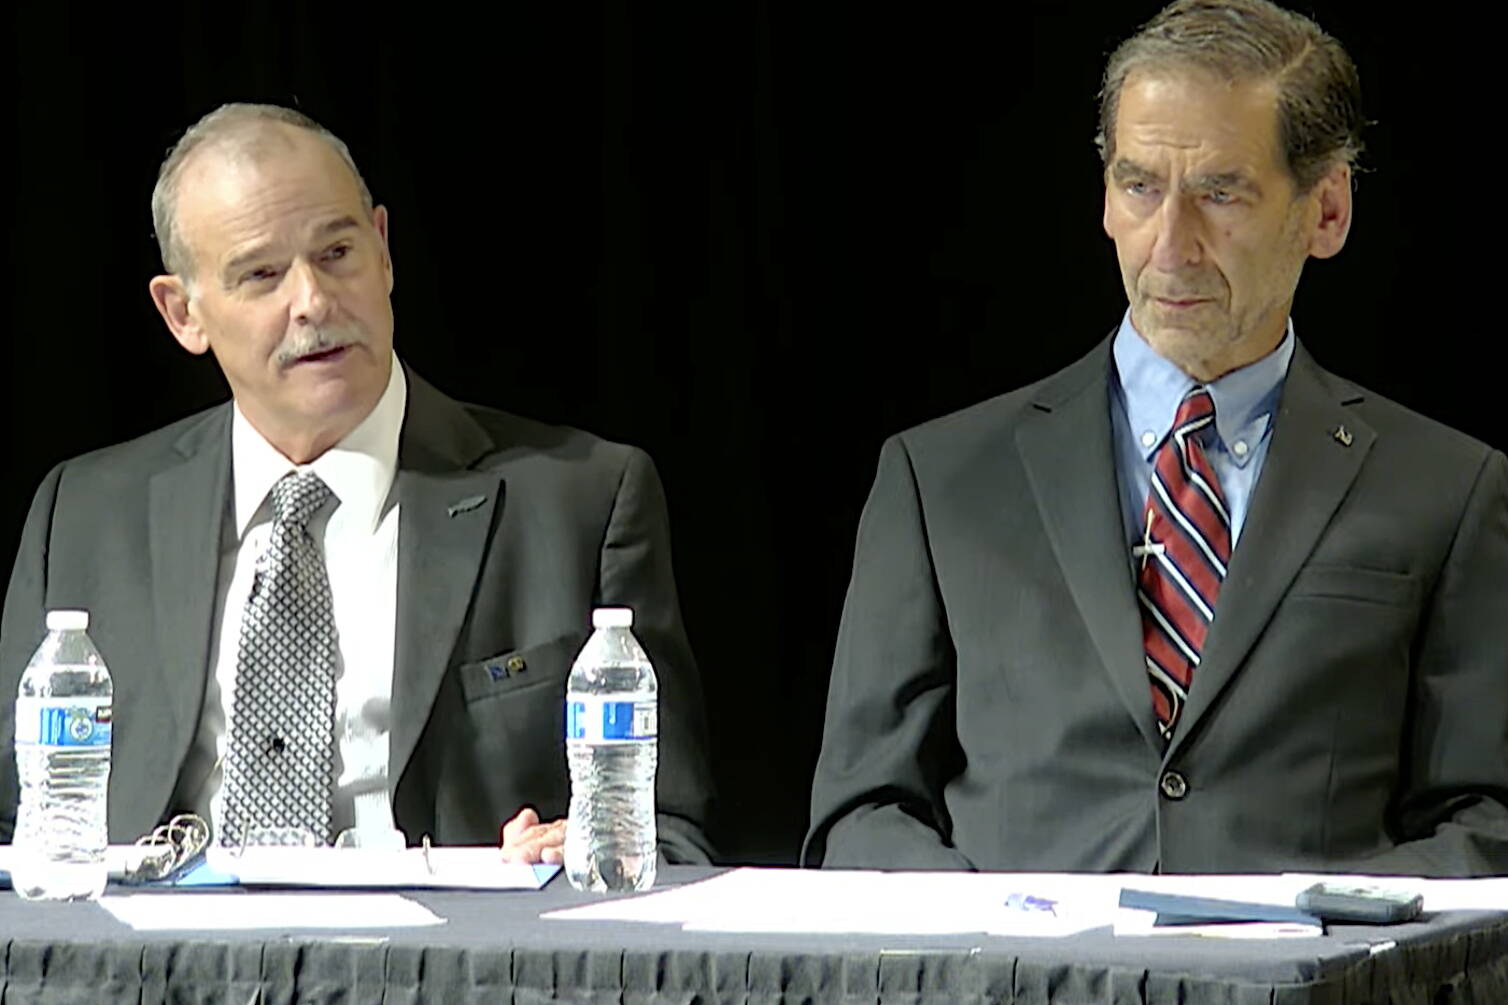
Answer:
xmin=4 ymin=867 xmax=1508 ymax=1004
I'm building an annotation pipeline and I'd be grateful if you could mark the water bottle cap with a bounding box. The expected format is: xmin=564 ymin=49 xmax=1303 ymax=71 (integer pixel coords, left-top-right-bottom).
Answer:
xmin=592 ymin=607 xmax=634 ymax=629
xmin=46 ymin=609 xmax=89 ymax=631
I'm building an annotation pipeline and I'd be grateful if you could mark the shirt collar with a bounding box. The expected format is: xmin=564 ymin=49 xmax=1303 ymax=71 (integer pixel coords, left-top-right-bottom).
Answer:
xmin=231 ymin=353 xmax=408 ymax=539
xmin=1112 ymin=310 xmax=1294 ymax=462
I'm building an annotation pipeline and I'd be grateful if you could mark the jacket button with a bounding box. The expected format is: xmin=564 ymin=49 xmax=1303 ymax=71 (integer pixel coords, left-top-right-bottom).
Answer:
xmin=1160 ymin=770 xmax=1188 ymax=800
xmin=505 ymin=655 xmax=526 ymax=674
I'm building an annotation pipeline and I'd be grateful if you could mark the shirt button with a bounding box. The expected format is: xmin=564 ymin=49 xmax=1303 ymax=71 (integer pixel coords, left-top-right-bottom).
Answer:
xmin=1160 ymin=770 xmax=1188 ymax=800
xmin=1233 ymin=440 xmax=1249 ymax=457
xmin=1140 ymin=431 xmax=1157 ymax=449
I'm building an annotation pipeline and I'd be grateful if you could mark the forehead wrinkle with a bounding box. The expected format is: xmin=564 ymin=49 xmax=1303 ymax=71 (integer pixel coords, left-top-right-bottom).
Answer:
xmin=1116 ymin=73 xmax=1284 ymax=180
xmin=212 ymin=202 xmax=352 ymax=287
xmin=1111 ymin=158 xmax=1262 ymax=202
xmin=1115 ymin=130 xmax=1275 ymax=197
xmin=176 ymin=126 xmax=367 ymax=282
xmin=1126 ymin=122 xmax=1208 ymax=151
xmin=1122 ymin=119 xmax=1268 ymax=161
xmin=220 ymin=214 xmax=361 ymax=276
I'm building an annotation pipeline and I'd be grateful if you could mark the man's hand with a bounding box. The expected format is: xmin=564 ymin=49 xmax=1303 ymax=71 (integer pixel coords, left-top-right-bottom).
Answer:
xmin=500 ymin=807 xmax=567 ymax=864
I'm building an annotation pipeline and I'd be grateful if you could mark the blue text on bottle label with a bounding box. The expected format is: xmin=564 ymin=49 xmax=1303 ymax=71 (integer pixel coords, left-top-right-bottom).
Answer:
xmin=13 ymin=697 xmax=112 ymax=748
xmin=566 ymin=696 xmax=657 ymax=742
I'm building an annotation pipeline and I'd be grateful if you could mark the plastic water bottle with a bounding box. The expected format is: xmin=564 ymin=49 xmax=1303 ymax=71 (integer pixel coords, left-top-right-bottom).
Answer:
xmin=564 ymin=607 xmax=658 ymax=892
xmin=11 ymin=610 xmax=113 ymax=901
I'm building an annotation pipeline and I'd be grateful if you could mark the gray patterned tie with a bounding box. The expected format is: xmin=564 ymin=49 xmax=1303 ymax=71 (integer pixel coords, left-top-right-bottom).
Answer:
xmin=221 ymin=471 xmax=340 ymax=847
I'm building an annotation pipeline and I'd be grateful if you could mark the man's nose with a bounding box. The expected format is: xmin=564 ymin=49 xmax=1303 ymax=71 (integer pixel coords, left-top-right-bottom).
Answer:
xmin=1149 ymin=196 xmax=1204 ymax=271
xmin=288 ymin=259 xmax=333 ymax=326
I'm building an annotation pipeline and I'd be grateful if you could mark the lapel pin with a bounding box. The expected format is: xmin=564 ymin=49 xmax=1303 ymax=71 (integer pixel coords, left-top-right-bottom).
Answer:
xmin=447 ymin=495 xmax=488 ymax=518
xmin=1333 ymin=426 xmax=1354 ymax=448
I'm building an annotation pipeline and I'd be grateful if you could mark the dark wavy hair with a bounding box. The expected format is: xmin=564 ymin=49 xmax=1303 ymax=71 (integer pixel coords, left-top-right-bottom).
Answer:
xmin=1096 ymin=0 xmax=1365 ymax=192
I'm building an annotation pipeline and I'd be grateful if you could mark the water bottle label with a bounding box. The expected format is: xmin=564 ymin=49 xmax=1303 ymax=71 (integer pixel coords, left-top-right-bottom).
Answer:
xmin=13 ymin=697 xmax=112 ymax=748
xmin=566 ymin=696 xmax=657 ymax=742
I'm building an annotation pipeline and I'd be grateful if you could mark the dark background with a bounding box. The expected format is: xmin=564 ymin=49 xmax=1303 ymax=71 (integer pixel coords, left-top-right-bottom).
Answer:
xmin=2 ymin=3 xmax=1497 ymax=863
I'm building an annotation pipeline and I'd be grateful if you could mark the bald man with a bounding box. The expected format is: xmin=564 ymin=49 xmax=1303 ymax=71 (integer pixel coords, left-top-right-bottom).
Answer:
xmin=0 ymin=104 xmax=715 ymax=864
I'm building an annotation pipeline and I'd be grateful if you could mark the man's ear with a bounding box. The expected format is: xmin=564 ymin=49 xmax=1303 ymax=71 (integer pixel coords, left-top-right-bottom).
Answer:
xmin=1307 ymin=162 xmax=1353 ymax=260
xmin=373 ymin=204 xmax=394 ymax=294
xmin=148 ymin=273 xmax=209 ymax=355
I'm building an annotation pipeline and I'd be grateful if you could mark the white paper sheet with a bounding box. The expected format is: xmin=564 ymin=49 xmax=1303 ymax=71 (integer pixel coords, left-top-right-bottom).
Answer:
xmin=2 ymin=845 xmax=557 ymax=891
xmin=100 ymin=892 xmax=443 ymax=931
xmin=543 ymin=867 xmax=805 ymax=924
xmin=200 ymin=846 xmax=556 ymax=890
xmin=544 ymin=868 xmax=1115 ymax=936
xmin=543 ymin=867 xmax=1508 ymax=939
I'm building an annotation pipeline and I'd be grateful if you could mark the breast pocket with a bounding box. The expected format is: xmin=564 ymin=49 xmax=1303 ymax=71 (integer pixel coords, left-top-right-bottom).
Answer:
xmin=1286 ymin=564 xmax=1420 ymax=608
xmin=457 ymin=632 xmax=587 ymax=705
xmin=440 ymin=632 xmax=589 ymax=833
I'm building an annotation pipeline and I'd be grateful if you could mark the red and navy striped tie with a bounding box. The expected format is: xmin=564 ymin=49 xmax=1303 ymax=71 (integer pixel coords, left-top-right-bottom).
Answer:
xmin=1137 ymin=387 xmax=1231 ymax=742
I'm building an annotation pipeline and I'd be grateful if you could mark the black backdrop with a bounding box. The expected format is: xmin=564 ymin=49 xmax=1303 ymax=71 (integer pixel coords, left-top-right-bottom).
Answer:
xmin=2 ymin=3 xmax=1499 ymax=863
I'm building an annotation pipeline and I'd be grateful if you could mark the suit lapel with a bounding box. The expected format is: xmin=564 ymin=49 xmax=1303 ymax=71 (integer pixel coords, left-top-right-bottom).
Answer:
xmin=1016 ymin=341 xmax=1163 ymax=752
xmin=388 ymin=371 xmax=503 ymax=784
xmin=1169 ymin=346 xmax=1373 ymax=754
xmin=142 ymin=409 xmax=231 ymax=827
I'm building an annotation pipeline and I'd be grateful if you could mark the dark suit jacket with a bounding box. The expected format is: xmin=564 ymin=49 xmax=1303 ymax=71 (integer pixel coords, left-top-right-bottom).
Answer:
xmin=805 ymin=338 xmax=1508 ymax=876
xmin=0 ymin=368 xmax=715 ymax=861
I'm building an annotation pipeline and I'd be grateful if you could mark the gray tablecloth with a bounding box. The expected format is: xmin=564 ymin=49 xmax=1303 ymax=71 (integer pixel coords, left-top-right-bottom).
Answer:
xmin=3 ymin=867 xmax=1508 ymax=1003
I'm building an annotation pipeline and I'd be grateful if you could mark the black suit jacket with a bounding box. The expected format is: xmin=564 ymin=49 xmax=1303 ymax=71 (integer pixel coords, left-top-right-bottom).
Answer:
xmin=806 ymin=338 xmax=1508 ymax=875
xmin=0 ymin=368 xmax=715 ymax=861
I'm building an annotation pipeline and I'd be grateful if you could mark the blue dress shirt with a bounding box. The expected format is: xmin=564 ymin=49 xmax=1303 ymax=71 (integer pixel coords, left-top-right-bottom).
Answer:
xmin=1110 ymin=312 xmax=1294 ymax=557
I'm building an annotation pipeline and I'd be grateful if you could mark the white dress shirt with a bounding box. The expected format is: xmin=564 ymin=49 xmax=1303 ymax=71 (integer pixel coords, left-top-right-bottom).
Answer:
xmin=189 ymin=357 xmax=407 ymax=842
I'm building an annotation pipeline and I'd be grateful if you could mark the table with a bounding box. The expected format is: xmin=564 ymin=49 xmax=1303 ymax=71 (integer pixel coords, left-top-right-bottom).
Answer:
xmin=4 ymin=866 xmax=1508 ymax=1003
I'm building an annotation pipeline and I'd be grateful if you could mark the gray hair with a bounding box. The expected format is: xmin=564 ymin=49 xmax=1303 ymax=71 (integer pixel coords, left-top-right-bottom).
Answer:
xmin=1096 ymin=0 xmax=1365 ymax=193
xmin=151 ymin=103 xmax=374 ymax=279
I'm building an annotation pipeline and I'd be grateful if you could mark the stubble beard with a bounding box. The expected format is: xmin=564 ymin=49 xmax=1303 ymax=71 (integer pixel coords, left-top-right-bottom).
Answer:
xmin=1126 ymin=271 xmax=1242 ymax=381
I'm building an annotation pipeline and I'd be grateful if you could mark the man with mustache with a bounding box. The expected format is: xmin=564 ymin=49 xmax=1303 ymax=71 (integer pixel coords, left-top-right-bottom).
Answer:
xmin=806 ymin=0 xmax=1508 ymax=875
xmin=0 ymin=104 xmax=715 ymax=864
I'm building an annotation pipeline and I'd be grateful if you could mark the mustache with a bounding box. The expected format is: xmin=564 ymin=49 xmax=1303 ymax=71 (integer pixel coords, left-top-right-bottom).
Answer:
xmin=274 ymin=325 xmax=367 ymax=368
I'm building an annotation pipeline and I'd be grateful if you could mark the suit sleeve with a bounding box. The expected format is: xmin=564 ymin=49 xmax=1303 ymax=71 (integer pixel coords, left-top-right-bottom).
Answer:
xmin=0 ymin=463 xmax=64 ymax=843
xmin=597 ymin=447 xmax=716 ymax=864
xmin=803 ymin=435 xmax=973 ymax=869
xmin=1361 ymin=448 xmax=1508 ymax=876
